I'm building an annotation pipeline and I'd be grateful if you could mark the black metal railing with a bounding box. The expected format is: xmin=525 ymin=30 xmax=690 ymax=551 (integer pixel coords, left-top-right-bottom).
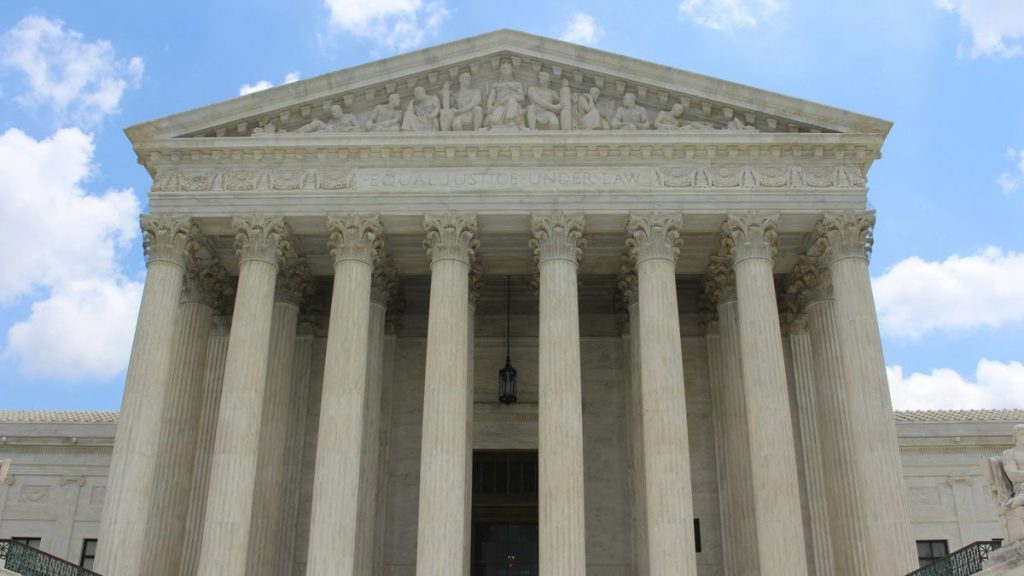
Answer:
xmin=0 ymin=540 xmax=101 ymax=576
xmin=906 ymin=540 xmax=1001 ymax=576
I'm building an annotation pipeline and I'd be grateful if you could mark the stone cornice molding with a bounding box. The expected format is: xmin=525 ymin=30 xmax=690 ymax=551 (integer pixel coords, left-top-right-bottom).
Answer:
xmin=370 ymin=255 xmax=400 ymax=306
xmin=530 ymin=213 xmax=586 ymax=268
xmin=233 ymin=215 xmax=290 ymax=266
xmin=813 ymin=210 xmax=875 ymax=264
xmin=182 ymin=259 xmax=231 ymax=308
xmin=276 ymin=258 xmax=313 ymax=306
xmin=326 ymin=213 xmax=383 ymax=266
xmin=626 ymin=212 xmax=684 ymax=266
xmin=423 ymin=213 xmax=479 ymax=267
xmin=702 ymin=255 xmax=737 ymax=306
xmin=141 ymin=214 xmax=197 ymax=269
xmin=721 ymin=212 xmax=779 ymax=265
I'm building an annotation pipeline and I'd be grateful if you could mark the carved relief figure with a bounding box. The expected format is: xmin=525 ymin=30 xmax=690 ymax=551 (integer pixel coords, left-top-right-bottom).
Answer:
xmin=726 ymin=116 xmax=758 ymax=132
xmin=611 ymin=93 xmax=649 ymax=130
xmin=681 ymin=120 xmax=716 ymax=131
xmin=574 ymin=86 xmax=608 ymax=130
xmin=984 ymin=424 xmax=1024 ymax=543
xmin=402 ymin=86 xmax=441 ymax=131
xmin=440 ymin=72 xmax=483 ymax=131
xmin=297 ymin=103 xmax=362 ymax=133
xmin=366 ymin=93 xmax=403 ymax=132
xmin=526 ymin=71 xmax=564 ymax=130
xmin=655 ymin=103 xmax=685 ymax=130
xmin=485 ymin=60 xmax=525 ymax=130
xmin=251 ymin=121 xmax=278 ymax=136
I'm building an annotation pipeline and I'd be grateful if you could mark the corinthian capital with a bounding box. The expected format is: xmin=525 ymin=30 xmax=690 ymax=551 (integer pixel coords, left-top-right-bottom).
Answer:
xmin=721 ymin=212 xmax=779 ymax=264
xmin=276 ymin=258 xmax=313 ymax=306
xmin=233 ymin=215 xmax=289 ymax=265
xmin=626 ymin=212 xmax=684 ymax=265
xmin=530 ymin=213 xmax=586 ymax=267
xmin=327 ymin=214 xmax=383 ymax=266
xmin=141 ymin=214 xmax=197 ymax=268
xmin=703 ymin=255 xmax=737 ymax=306
xmin=182 ymin=259 xmax=230 ymax=308
xmin=423 ymin=213 xmax=478 ymax=266
xmin=618 ymin=257 xmax=638 ymax=307
xmin=785 ymin=257 xmax=832 ymax=312
xmin=371 ymin=255 xmax=399 ymax=305
xmin=813 ymin=211 xmax=875 ymax=263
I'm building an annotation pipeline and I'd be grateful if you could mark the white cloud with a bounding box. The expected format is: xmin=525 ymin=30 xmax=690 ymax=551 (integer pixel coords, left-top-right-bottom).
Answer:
xmin=0 ymin=127 xmax=141 ymax=380
xmin=238 ymin=71 xmax=301 ymax=96
xmin=560 ymin=13 xmax=604 ymax=46
xmin=888 ymin=360 xmax=1024 ymax=410
xmin=678 ymin=0 xmax=784 ymax=31
xmin=937 ymin=0 xmax=1024 ymax=58
xmin=872 ymin=247 xmax=1024 ymax=339
xmin=323 ymin=0 xmax=449 ymax=50
xmin=996 ymin=147 xmax=1024 ymax=196
xmin=1 ymin=16 xmax=144 ymax=126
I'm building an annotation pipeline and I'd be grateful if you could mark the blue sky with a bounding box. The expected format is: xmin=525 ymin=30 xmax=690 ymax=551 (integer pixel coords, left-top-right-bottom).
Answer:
xmin=0 ymin=0 xmax=1022 ymax=410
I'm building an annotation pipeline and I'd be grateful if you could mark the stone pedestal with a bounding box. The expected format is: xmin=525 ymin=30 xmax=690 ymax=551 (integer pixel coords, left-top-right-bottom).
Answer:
xmin=306 ymin=214 xmax=382 ymax=576
xmin=816 ymin=212 xmax=917 ymax=575
xmin=626 ymin=213 xmax=698 ymax=576
xmin=415 ymin=214 xmax=477 ymax=576
xmin=723 ymin=213 xmax=807 ymax=576
xmin=197 ymin=216 xmax=287 ymax=576
xmin=532 ymin=213 xmax=588 ymax=576
xmin=97 ymin=215 xmax=195 ymax=576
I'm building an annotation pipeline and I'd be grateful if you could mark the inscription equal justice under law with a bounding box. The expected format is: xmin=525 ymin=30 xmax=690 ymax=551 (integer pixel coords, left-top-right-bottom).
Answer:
xmin=356 ymin=167 xmax=653 ymax=190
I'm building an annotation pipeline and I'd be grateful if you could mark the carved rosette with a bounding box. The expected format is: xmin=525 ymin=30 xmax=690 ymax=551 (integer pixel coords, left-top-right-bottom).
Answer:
xmin=813 ymin=211 xmax=875 ymax=264
xmin=626 ymin=212 xmax=684 ymax=265
xmin=530 ymin=213 xmax=586 ymax=267
xmin=370 ymin=255 xmax=400 ymax=306
xmin=423 ymin=213 xmax=479 ymax=266
xmin=721 ymin=212 xmax=779 ymax=264
xmin=703 ymin=255 xmax=737 ymax=306
xmin=276 ymin=258 xmax=313 ymax=306
xmin=327 ymin=213 xmax=383 ymax=266
xmin=233 ymin=215 xmax=290 ymax=265
xmin=182 ymin=260 xmax=231 ymax=308
xmin=141 ymin=214 xmax=197 ymax=268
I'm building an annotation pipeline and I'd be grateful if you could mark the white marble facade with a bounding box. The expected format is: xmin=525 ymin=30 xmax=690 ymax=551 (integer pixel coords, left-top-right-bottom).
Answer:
xmin=0 ymin=29 xmax=994 ymax=576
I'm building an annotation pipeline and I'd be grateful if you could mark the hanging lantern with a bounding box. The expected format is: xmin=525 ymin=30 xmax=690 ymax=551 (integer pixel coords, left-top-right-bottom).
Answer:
xmin=498 ymin=275 xmax=518 ymax=404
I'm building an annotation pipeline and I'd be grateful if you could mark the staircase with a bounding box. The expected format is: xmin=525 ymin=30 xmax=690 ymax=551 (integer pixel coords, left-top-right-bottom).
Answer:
xmin=0 ymin=540 xmax=100 ymax=576
xmin=906 ymin=540 xmax=1002 ymax=576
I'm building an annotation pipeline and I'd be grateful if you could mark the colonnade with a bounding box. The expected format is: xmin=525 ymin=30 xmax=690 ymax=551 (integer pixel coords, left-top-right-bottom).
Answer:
xmin=96 ymin=210 xmax=916 ymax=576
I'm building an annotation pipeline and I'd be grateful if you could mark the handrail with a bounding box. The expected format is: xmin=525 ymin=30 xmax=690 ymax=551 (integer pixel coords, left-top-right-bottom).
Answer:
xmin=0 ymin=540 xmax=101 ymax=576
xmin=905 ymin=540 xmax=1001 ymax=576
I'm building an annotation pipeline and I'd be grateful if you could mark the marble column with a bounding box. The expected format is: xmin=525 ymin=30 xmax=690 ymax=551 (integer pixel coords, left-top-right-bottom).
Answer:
xmin=247 ymin=260 xmax=310 ymax=576
xmin=197 ymin=215 xmax=288 ymax=576
xmin=463 ymin=265 xmax=481 ymax=576
xmin=703 ymin=258 xmax=760 ymax=575
xmin=143 ymin=261 xmax=226 ymax=576
xmin=180 ymin=314 xmax=230 ymax=576
xmin=97 ymin=215 xmax=196 ymax=576
xmin=781 ymin=268 xmax=836 ymax=576
xmin=416 ymin=213 xmax=478 ymax=576
xmin=279 ymin=319 xmax=315 ymax=575
xmin=354 ymin=260 xmax=397 ymax=576
xmin=814 ymin=212 xmax=917 ymax=574
xmin=306 ymin=214 xmax=382 ymax=576
xmin=374 ymin=318 xmax=401 ymax=575
xmin=619 ymin=270 xmax=648 ymax=576
xmin=722 ymin=213 xmax=807 ymax=576
xmin=626 ymin=213 xmax=697 ymax=576
xmin=532 ymin=213 xmax=588 ymax=576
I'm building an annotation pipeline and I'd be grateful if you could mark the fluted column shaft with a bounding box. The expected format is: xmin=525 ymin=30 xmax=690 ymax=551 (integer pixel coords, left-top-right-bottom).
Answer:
xmin=816 ymin=212 xmax=916 ymax=574
xmin=143 ymin=261 xmax=223 ymax=576
xmin=724 ymin=213 xmax=807 ymax=576
xmin=180 ymin=316 xmax=230 ymax=576
xmin=247 ymin=261 xmax=307 ymax=576
xmin=416 ymin=214 xmax=477 ymax=576
xmin=97 ymin=215 xmax=195 ymax=576
xmin=197 ymin=216 xmax=288 ymax=576
xmin=307 ymin=214 xmax=382 ymax=576
xmin=533 ymin=213 xmax=587 ymax=575
xmin=279 ymin=322 xmax=315 ymax=574
xmin=621 ymin=279 xmax=649 ymax=576
xmin=355 ymin=264 xmax=395 ymax=576
xmin=787 ymin=317 xmax=835 ymax=576
xmin=704 ymin=322 xmax=731 ymax=576
xmin=627 ymin=213 xmax=697 ymax=576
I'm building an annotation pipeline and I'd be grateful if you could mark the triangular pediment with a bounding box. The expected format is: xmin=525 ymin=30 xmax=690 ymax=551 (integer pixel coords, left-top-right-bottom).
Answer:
xmin=125 ymin=30 xmax=890 ymax=142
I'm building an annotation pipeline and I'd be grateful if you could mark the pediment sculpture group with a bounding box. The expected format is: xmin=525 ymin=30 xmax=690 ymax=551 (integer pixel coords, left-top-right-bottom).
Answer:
xmin=984 ymin=423 xmax=1024 ymax=545
xmin=254 ymin=59 xmax=759 ymax=136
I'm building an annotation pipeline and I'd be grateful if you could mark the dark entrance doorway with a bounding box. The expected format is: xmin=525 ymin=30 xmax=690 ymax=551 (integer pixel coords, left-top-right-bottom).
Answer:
xmin=471 ymin=451 xmax=539 ymax=576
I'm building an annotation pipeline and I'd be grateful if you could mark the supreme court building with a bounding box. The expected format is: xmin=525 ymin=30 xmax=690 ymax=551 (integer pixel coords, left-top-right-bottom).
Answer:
xmin=87 ymin=30 xmax=923 ymax=576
